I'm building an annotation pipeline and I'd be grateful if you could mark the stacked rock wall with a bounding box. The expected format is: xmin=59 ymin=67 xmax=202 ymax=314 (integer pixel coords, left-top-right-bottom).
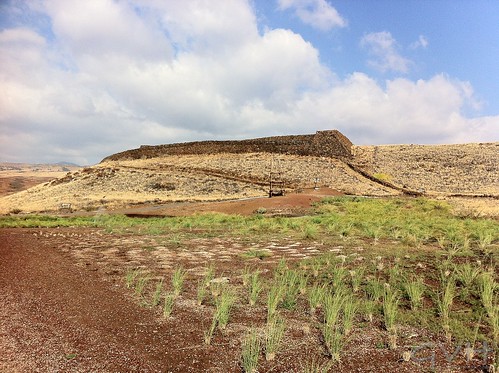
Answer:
xmin=103 ymin=130 xmax=353 ymax=162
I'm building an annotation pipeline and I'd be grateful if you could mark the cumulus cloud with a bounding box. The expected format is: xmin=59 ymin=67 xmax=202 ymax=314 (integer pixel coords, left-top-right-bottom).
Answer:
xmin=268 ymin=73 xmax=497 ymax=145
xmin=361 ymin=31 xmax=412 ymax=73
xmin=0 ymin=0 xmax=497 ymax=165
xmin=277 ymin=0 xmax=347 ymax=31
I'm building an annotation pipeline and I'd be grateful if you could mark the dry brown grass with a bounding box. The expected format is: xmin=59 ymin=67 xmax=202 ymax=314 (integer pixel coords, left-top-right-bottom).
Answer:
xmin=353 ymin=143 xmax=499 ymax=195
xmin=1 ymin=143 xmax=497 ymax=216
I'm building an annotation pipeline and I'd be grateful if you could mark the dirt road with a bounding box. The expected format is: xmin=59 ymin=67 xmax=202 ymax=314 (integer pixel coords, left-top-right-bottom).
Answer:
xmin=0 ymin=229 xmax=239 ymax=372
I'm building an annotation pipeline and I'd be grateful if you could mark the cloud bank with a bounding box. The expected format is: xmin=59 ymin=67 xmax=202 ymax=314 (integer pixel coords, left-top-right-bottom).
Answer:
xmin=0 ymin=0 xmax=497 ymax=165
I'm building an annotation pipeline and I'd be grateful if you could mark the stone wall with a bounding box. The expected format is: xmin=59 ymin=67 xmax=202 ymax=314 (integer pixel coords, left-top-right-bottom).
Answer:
xmin=102 ymin=130 xmax=353 ymax=162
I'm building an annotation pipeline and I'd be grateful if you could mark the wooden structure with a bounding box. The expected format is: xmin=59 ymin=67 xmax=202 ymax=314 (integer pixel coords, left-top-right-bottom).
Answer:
xmin=269 ymin=156 xmax=285 ymax=197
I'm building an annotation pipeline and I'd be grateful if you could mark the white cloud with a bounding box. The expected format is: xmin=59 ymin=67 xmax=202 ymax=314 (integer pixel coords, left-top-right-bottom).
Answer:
xmin=142 ymin=0 xmax=259 ymax=55
xmin=277 ymin=0 xmax=347 ymax=31
xmin=361 ymin=31 xmax=412 ymax=73
xmin=0 ymin=0 xmax=497 ymax=165
xmin=276 ymin=73 xmax=498 ymax=145
xmin=42 ymin=0 xmax=174 ymax=62
xmin=410 ymin=35 xmax=429 ymax=49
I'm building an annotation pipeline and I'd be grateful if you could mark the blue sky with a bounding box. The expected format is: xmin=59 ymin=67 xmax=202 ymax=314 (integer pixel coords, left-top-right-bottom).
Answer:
xmin=0 ymin=0 xmax=498 ymax=165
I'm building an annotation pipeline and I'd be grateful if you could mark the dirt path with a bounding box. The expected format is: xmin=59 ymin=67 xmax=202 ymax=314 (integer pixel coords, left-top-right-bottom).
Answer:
xmin=0 ymin=229 xmax=239 ymax=372
xmin=117 ymin=188 xmax=343 ymax=217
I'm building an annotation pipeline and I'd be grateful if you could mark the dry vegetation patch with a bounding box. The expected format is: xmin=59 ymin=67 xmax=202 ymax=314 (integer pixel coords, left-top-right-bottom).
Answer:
xmin=1 ymin=142 xmax=497 ymax=217
xmin=353 ymin=143 xmax=499 ymax=196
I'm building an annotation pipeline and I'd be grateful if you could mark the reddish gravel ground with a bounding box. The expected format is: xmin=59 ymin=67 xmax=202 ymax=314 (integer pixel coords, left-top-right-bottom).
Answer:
xmin=1 ymin=192 xmax=495 ymax=372
xmin=117 ymin=188 xmax=343 ymax=217
xmin=0 ymin=229 xmax=229 ymax=372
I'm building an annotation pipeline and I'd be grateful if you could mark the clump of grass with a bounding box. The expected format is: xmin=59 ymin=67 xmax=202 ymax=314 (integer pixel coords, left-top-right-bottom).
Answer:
xmin=215 ymin=286 xmax=237 ymax=330
xmin=365 ymin=278 xmax=385 ymax=302
xmin=125 ymin=268 xmax=142 ymax=289
xmin=168 ymin=233 xmax=183 ymax=246
xmin=196 ymin=279 xmax=208 ymax=306
xmin=478 ymin=271 xmax=499 ymax=346
xmin=151 ymin=279 xmax=164 ymax=306
xmin=365 ymin=225 xmax=383 ymax=244
xmin=322 ymin=291 xmax=346 ymax=361
xmin=280 ymin=270 xmax=301 ymax=310
xmin=248 ymin=270 xmax=263 ymax=306
xmin=382 ymin=285 xmax=400 ymax=349
xmin=301 ymin=357 xmax=333 ymax=373
xmin=338 ymin=222 xmax=353 ymax=240
xmin=476 ymin=231 xmax=495 ymax=260
xmin=308 ymin=284 xmax=326 ymax=314
xmin=267 ymin=283 xmax=284 ymax=321
xmin=163 ymin=292 xmax=175 ymax=318
xmin=311 ymin=260 xmax=321 ymax=278
xmin=455 ymin=263 xmax=481 ymax=288
xmin=323 ymin=290 xmax=345 ymax=327
xmin=275 ymin=258 xmax=288 ymax=276
xmin=265 ymin=315 xmax=286 ymax=361
xmin=302 ymin=223 xmax=318 ymax=240
xmin=204 ymin=284 xmax=236 ymax=344
xmin=197 ymin=264 xmax=216 ymax=306
xmin=403 ymin=275 xmax=425 ymax=310
xmin=330 ymin=265 xmax=347 ymax=292
xmin=342 ymin=295 xmax=358 ymax=335
xmin=322 ymin=324 xmax=343 ymax=362
xmin=402 ymin=232 xmax=423 ymax=249
xmin=436 ymin=276 xmax=456 ymax=343
xmin=478 ymin=271 xmax=496 ymax=315
xmin=205 ymin=264 xmax=216 ymax=283
xmin=134 ymin=274 xmax=150 ymax=298
xmin=172 ymin=266 xmax=187 ymax=297
xmin=363 ymin=300 xmax=377 ymax=323
xmin=388 ymin=263 xmax=402 ymax=286
xmin=210 ymin=279 xmax=226 ymax=298
xmin=298 ymin=272 xmax=309 ymax=295
xmin=241 ymin=328 xmax=260 ymax=373
xmin=242 ymin=265 xmax=252 ymax=287
xmin=349 ymin=268 xmax=365 ymax=293
xmin=204 ymin=317 xmax=218 ymax=345
xmin=241 ymin=248 xmax=272 ymax=260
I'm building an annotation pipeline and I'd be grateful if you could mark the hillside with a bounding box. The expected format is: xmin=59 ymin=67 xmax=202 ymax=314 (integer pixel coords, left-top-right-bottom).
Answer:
xmin=352 ymin=143 xmax=499 ymax=196
xmin=0 ymin=132 xmax=497 ymax=216
xmin=0 ymin=163 xmax=81 ymax=198
xmin=0 ymin=153 xmax=398 ymax=215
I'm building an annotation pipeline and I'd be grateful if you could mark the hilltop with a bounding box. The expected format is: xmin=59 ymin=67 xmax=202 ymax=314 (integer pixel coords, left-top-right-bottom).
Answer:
xmin=0 ymin=131 xmax=497 ymax=216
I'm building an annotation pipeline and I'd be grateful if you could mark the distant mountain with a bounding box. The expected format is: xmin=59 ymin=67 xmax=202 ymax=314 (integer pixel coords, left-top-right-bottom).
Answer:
xmin=0 ymin=162 xmax=81 ymax=168
xmin=55 ymin=161 xmax=81 ymax=167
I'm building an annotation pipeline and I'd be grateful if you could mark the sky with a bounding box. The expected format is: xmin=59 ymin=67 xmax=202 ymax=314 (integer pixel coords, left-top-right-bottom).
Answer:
xmin=1 ymin=0 xmax=498 ymax=165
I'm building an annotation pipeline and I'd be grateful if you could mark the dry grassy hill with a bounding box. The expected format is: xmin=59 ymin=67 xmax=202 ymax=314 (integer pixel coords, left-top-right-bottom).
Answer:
xmin=352 ymin=143 xmax=499 ymax=195
xmin=0 ymin=133 xmax=497 ymax=216
xmin=0 ymin=153 xmax=399 ymax=214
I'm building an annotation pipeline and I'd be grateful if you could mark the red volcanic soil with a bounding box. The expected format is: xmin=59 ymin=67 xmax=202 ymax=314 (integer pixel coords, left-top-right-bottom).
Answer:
xmin=120 ymin=188 xmax=343 ymax=217
xmin=0 ymin=176 xmax=55 ymax=197
xmin=0 ymin=230 xmax=201 ymax=372
xmin=1 ymin=190 xmax=493 ymax=372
